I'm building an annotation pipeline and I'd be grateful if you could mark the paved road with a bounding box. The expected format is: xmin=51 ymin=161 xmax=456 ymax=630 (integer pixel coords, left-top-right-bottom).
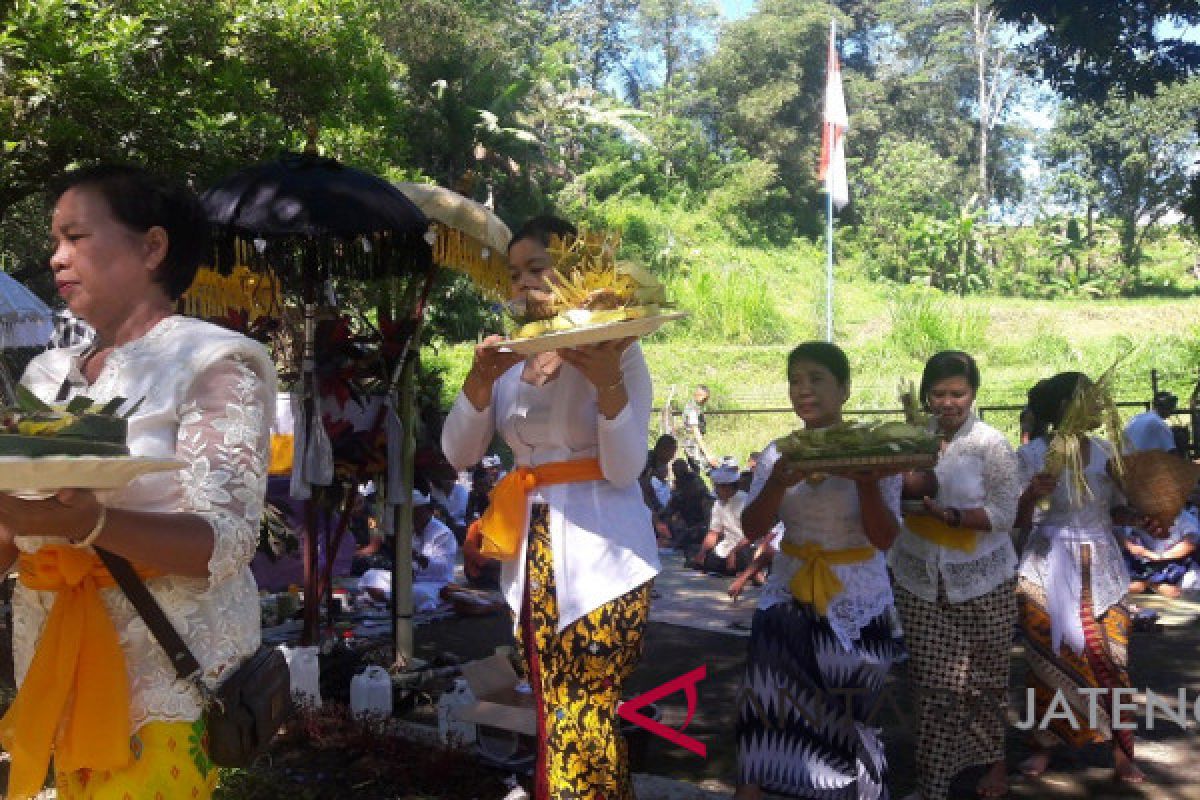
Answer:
xmin=413 ymin=556 xmax=1200 ymax=799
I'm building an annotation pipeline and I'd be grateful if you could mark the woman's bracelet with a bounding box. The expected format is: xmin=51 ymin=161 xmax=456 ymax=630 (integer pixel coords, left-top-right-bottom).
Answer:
xmin=71 ymin=505 xmax=108 ymax=548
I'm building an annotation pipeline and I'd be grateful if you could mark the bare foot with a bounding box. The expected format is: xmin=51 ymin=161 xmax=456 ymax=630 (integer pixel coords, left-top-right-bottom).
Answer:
xmin=1019 ymin=750 xmax=1051 ymax=778
xmin=977 ymin=760 xmax=1008 ymax=797
xmin=1114 ymin=748 xmax=1146 ymax=784
xmin=1154 ymin=583 xmax=1182 ymax=599
xmin=1129 ymin=580 xmax=1148 ymax=594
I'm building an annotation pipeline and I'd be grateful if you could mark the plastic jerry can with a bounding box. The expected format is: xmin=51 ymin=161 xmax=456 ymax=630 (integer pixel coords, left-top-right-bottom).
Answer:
xmin=350 ymin=665 xmax=394 ymax=717
xmin=436 ymin=677 xmax=477 ymax=747
xmin=280 ymin=645 xmax=322 ymax=708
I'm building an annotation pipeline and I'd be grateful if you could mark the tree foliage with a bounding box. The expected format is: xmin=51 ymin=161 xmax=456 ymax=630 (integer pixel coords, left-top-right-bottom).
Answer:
xmin=992 ymin=0 xmax=1200 ymax=100
xmin=1044 ymin=80 xmax=1200 ymax=270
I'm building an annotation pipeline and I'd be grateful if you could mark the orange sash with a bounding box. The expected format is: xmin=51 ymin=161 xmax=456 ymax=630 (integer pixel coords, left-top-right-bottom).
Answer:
xmin=478 ymin=458 xmax=605 ymax=561
xmin=0 ymin=546 xmax=157 ymax=800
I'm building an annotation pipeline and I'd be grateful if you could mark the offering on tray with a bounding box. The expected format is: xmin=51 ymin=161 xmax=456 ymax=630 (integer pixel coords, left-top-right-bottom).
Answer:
xmin=0 ymin=387 xmax=135 ymax=457
xmin=495 ymin=230 xmax=684 ymax=352
xmin=775 ymin=420 xmax=942 ymax=472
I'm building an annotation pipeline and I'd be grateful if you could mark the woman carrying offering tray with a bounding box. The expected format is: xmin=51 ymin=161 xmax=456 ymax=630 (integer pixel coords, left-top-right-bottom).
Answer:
xmin=0 ymin=165 xmax=275 ymax=799
xmin=441 ymin=215 xmax=660 ymax=799
xmin=887 ymin=351 xmax=1021 ymax=800
xmin=1014 ymin=371 xmax=1147 ymax=785
xmin=735 ymin=341 xmax=905 ymax=800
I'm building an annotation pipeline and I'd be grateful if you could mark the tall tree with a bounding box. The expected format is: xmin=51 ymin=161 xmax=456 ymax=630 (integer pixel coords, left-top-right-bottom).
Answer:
xmin=0 ymin=0 xmax=403 ymax=223
xmin=699 ymin=0 xmax=830 ymax=235
xmin=1043 ymin=80 xmax=1200 ymax=272
xmin=993 ymin=0 xmax=1200 ymax=100
xmin=632 ymin=0 xmax=719 ymax=117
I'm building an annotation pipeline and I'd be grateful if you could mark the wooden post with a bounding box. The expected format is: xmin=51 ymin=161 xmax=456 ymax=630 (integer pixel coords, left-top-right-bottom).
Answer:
xmin=392 ymin=341 xmax=420 ymax=666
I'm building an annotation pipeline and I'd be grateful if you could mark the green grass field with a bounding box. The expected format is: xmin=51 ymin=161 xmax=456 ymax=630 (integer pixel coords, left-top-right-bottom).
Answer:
xmin=427 ymin=235 xmax=1200 ymax=464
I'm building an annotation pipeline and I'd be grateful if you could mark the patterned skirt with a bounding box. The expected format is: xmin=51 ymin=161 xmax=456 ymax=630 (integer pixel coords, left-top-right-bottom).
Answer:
xmin=55 ymin=719 xmax=216 ymax=799
xmin=736 ymin=599 xmax=902 ymax=799
xmin=894 ymin=578 xmax=1017 ymax=800
xmin=1017 ymin=544 xmax=1133 ymax=756
xmin=518 ymin=504 xmax=651 ymax=800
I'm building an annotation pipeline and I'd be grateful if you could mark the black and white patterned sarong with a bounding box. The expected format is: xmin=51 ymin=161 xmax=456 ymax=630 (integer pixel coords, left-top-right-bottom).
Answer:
xmin=736 ymin=599 xmax=901 ymax=799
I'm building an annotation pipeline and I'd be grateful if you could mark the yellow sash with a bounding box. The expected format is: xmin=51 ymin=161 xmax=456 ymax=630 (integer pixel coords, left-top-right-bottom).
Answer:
xmin=0 ymin=546 xmax=158 ymax=800
xmin=779 ymin=540 xmax=875 ymax=615
xmin=479 ymin=458 xmax=605 ymax=561
xmin=903 ymin=514 xmax=978 ymax=553
xmin=268 ymin=433 xmax=294 ymax=476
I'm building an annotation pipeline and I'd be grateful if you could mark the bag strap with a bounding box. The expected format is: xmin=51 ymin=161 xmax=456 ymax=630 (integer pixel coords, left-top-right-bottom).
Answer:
xmin=94 ymin=547 xmax=210 ymax=699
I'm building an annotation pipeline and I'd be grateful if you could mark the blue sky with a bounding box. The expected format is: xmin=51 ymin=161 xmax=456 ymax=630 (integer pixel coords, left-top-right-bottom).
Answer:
xmin=719 ymin=0 xmax=754 ymax=20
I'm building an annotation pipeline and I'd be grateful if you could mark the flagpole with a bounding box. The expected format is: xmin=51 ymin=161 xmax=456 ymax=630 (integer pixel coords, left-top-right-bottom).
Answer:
xmin=826 ymin=177 xmax=834 ymax=342
xmin=825 ymin=18 xmax=836 ymax=343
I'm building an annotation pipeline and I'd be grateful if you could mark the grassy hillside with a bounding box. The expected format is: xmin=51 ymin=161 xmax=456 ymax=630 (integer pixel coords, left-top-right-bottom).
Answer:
xmin=427 ymin=216 xmax=1200 ymax=463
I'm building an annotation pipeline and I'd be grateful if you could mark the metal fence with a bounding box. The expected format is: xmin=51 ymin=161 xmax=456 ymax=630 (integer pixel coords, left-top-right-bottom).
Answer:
xmin=656 ymin=399 xmax=1200 ymax=463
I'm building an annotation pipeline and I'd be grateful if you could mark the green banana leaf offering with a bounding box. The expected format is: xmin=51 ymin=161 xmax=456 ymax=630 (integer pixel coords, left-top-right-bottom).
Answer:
xmin=775 ymin=420 xmax=941 ymax=470
xmin=0 ymin=387 xmax=135 ymax=457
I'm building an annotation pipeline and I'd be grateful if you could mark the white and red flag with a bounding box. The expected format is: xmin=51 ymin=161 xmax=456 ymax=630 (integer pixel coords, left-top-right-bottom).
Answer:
xmin=818 ymin=20 xmax=849 ymax=211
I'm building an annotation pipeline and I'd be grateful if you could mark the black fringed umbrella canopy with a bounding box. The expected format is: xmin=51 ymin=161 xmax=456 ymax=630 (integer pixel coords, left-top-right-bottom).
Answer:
xmin=201 ymin=152 xmax=432 ymax=281
xmin=201 ymin=152 xmax=434 ymax=650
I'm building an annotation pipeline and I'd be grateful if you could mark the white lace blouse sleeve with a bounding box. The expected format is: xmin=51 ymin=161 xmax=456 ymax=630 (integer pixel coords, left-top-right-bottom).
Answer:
xmin=1016 ymin=441 xmax=1042 ymax=486
xmin=595 ymin=343 xmax=652 ymax=488
xmin=980 ymin=433 xmax=1020 ymax=534
xmin=441 ymin=390 xmax=496 ymax=471
xmin=745 ymin=443 xmax=780 ymax=507
xmin=175 ymin=354 xmax=274 ymax=585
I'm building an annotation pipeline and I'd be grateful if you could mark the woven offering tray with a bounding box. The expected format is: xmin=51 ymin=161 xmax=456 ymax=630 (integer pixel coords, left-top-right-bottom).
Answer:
xmin=0 ymin=456 xmax=186 ymax=493
xmin=487 ymin=312 xmax=687 ymax=355
xmin=784 ymin=452 xmax=938 ymax=472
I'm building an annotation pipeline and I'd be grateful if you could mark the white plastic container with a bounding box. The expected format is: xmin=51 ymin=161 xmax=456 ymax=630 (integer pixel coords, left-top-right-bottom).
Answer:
xmin=436 ymin=677 xmax=477 ymax=747
xmin=350 ymin=665 xmax=394 ymax=718
xmin=280 ymin=645 xmax=322 ymax=708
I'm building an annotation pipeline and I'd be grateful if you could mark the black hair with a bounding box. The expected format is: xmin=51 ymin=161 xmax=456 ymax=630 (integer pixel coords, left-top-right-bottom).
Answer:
xmin=919 ymin=350 xmax=981 ymax=409
xmin=786 ymin=341 xmax=850 ymax=387
xmin=654 ymin=434 xmax=677 ymax=450
xmin=1026 ymin=371 xmax=1088 ymax=438
xmin=507 ymin=215 xmax=578 ymax=253
xmin=52 ymin=164 xmax=209 ymax=300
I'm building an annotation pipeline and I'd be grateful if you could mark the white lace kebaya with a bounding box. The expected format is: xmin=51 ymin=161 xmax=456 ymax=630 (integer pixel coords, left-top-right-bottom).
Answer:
xmin=748 ymin=443 xmax=902 ymax=651
xmin=1017 ymin=435 xmax=1130 ymax=656
xmin=889 ymin=412 xmax=1021 ymax=603
xmin=13 ymin=315 xmax=276 ymax=732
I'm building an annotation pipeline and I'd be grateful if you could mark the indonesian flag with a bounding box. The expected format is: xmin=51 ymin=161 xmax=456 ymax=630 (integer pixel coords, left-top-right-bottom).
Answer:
xmin=818 ymin=20 xmax=849 ymax=211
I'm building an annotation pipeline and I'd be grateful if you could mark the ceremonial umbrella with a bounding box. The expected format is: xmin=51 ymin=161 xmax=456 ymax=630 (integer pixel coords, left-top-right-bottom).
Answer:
xmin=0 ymin=270 xmax=54 ymax=349
xmin=201 ymin=152 xmax=433 ymax=653
xmin=395 ymin=182 xmax=512 ymax=300
xmin=0 ymin=270 xmax=55 ymax=403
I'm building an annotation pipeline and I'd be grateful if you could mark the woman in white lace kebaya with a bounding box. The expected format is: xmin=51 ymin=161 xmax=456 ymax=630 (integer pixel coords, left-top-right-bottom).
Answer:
xmin=736 ymin=342 xmax=903 ymax=800
xmin=1014 ymin=372 xmax=1145 ymax=785
xmin=0 ymin=165 xmax=274 ymax=800
xmin=888 ymin=351 xmax=1021 ymax=800
xmin=442 ymin=216 xmax=658 ymax=800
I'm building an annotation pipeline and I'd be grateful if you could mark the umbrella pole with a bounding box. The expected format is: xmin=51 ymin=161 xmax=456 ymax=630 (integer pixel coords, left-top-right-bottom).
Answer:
xmin=392 ymin=345 xmax=418 ymax=667
xmin=301 ymin=257 xmax=321 ymax=646
xmin=392 ymin=268 xmax=434 ymax=667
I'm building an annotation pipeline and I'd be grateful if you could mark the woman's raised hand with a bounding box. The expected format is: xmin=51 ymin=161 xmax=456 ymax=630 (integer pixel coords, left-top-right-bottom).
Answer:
xmin=463 ymin=335 xmax=523 ymax=410
xmin=470 ymin=335 xmax=523 ymax=384
xmin=766 ymin=458 xmax=808 ymax=489
xmin=1025 ymin=472 xmax=1058 ymax=500
xmin=557 ymin=337 xmax=635 ymax=390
